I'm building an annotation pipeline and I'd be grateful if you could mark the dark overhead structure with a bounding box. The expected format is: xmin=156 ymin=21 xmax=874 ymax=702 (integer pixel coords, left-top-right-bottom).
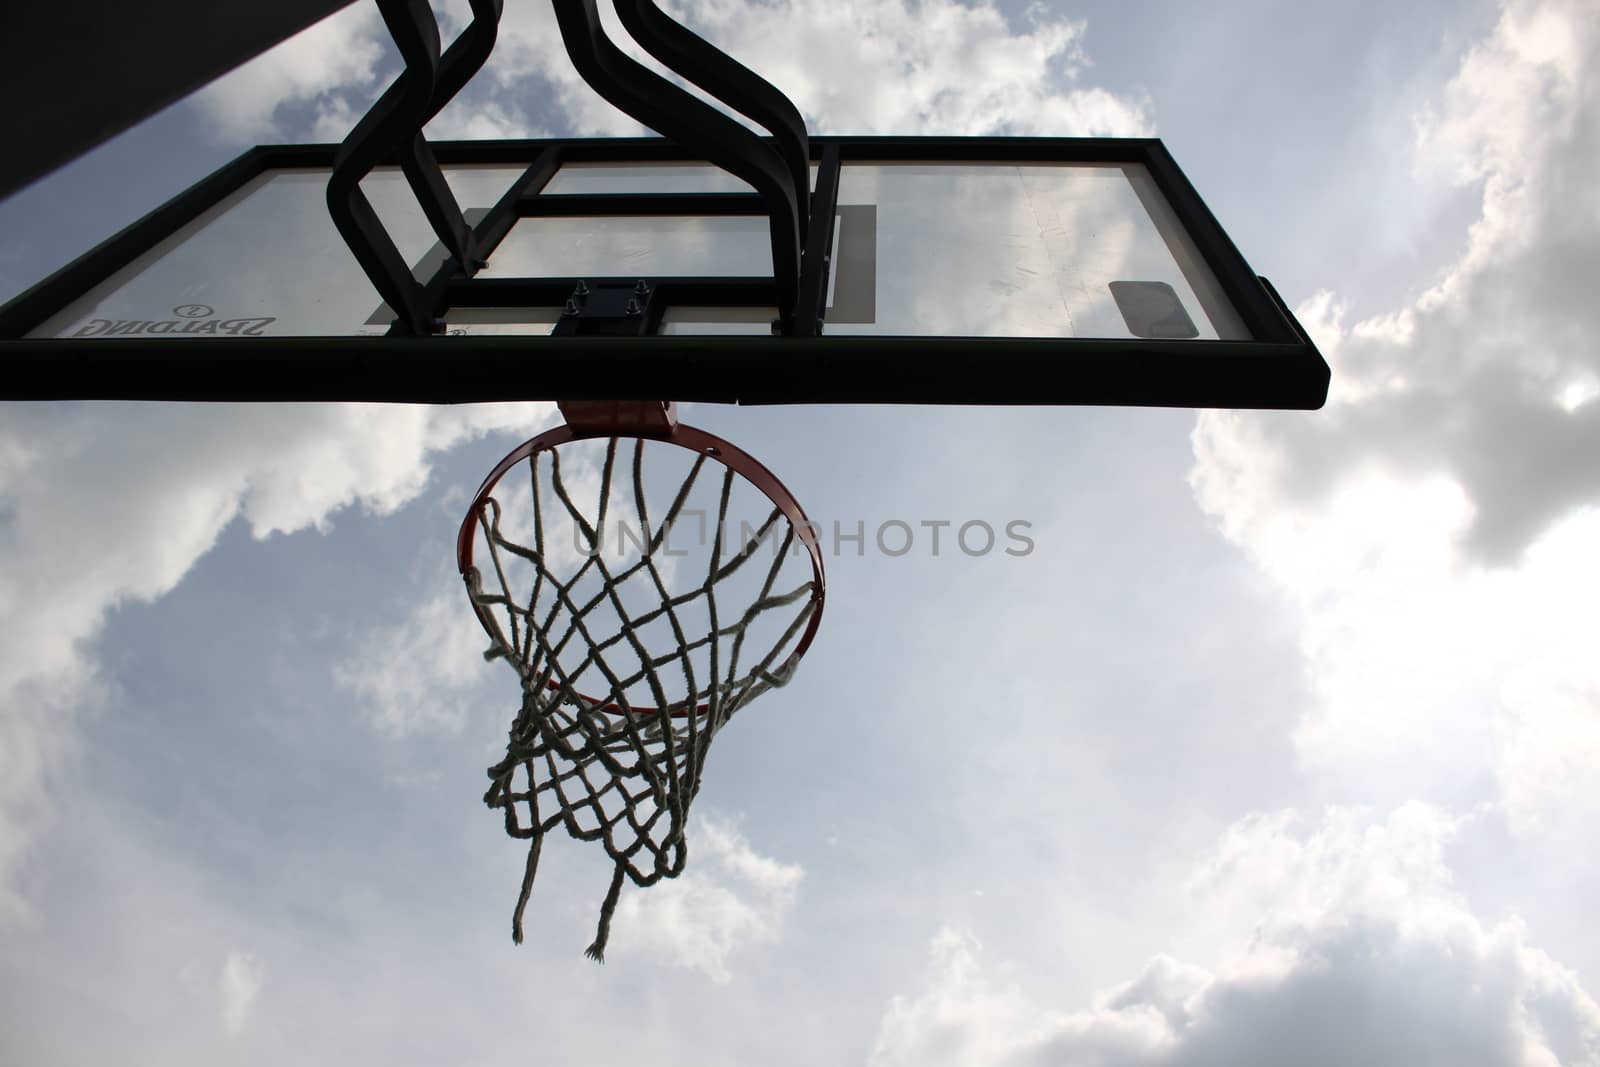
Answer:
xmin=1 ymin=0 xmax=357 ymax=199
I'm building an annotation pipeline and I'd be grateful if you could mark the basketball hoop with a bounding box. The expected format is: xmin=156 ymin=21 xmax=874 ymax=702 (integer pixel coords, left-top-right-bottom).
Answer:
xmin=458 ymin=407 xmax=824 ymax=960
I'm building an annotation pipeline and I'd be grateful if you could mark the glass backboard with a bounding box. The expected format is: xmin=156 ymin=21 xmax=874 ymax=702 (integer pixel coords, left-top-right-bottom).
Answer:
xmin=0 ymin=137 xmax=1328 ymax=408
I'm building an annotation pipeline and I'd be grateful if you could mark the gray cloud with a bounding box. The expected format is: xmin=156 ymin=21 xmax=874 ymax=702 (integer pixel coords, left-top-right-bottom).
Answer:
xmin=190 ymin=3 xmax=388 ymax=143
xmin=1194 ymin=0 xmax=1600 ymax=567
xmin=1186 ymin=0 xmax=1600 ymax=836
xmin=0 ymin=401 xmax=549 ymax=917
xmin=870 ymin=806 xmax=1600 ymax=1067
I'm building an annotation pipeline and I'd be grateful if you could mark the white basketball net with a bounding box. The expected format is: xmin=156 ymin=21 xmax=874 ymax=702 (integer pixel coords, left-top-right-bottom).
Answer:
xmin=464 ymin=437 xmax=818 ymax=960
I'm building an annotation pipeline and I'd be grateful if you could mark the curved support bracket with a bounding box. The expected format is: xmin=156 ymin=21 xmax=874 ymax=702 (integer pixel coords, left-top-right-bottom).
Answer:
xmin=551 ymin=0 xmax=803 ymax=326
xmin=610 ymin=0 xmax=809 ymax=246
xmin=328 ymin=0 xmax=502 ymax=336
xmin=402 ymin=0 xmax=504 ymax=270
xmin=433 ymin=0 xmax=505 ymax=108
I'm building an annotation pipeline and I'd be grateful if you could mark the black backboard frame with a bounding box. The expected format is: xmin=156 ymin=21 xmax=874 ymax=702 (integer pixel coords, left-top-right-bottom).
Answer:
xmin=0 ymin=136 xmax=1328 ymax=408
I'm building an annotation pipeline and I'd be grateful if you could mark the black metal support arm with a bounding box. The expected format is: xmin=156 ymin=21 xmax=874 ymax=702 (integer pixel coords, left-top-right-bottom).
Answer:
xmin=549 ymin=0 xmax=804 ymax=327
xmin=610 ymin=0 xmax=810 ymax=246
xmin=400 ymin=0 xmax=504 ymax=271
xmin=327 ymin=0 xmax=502 ymax=336
xmin=326 ymin=0 xmax=439 ymax=336
xmin=794 ymin=145 xmax=841 ymax=336
xmin=329 ymin=0 xmax=818 ymax=336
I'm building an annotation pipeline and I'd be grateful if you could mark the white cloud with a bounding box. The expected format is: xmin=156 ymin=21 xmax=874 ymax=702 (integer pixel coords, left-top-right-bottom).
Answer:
xmin=0 ymin=674 xmax=97 ymax=925
xmin=1493 ymin=597 xmax=1600 ymax=827
xmin=0 ymin=400 xmax=552 ymax=921
xmin=869 ymin=806 xmax=1600 ymax=1067
xmin=190 ymin=4 xmax=389 ymax=143
xmin=220 ymin=950 xmax=266 ymax=1036
xmin=180 ymin=0 xmax=1149 ymax=145
xmin=1194 ymin=0 xmax=1599 ymax=562
xmin=1182 ymin=803 xmax=1466 ymax=946
xmin=336 ymin=585 xmax=493 ymax=737
xmin=1187 ymin=0 xmax=1600 ymax=820
xmin=668 ymin=0 xmax=1148 ymax=137
xmin=870 ymin=928 xmax=1085 ymax=1067
xmin=444 ymin=0 xmax=1150 ymax=139
xmin=611 ymin=815 xmax=801 ymax=981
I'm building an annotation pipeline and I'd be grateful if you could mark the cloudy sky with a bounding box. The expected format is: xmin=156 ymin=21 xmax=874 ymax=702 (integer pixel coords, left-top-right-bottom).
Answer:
xmin=3 ymin=0 xmax=1600 ymax=1062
